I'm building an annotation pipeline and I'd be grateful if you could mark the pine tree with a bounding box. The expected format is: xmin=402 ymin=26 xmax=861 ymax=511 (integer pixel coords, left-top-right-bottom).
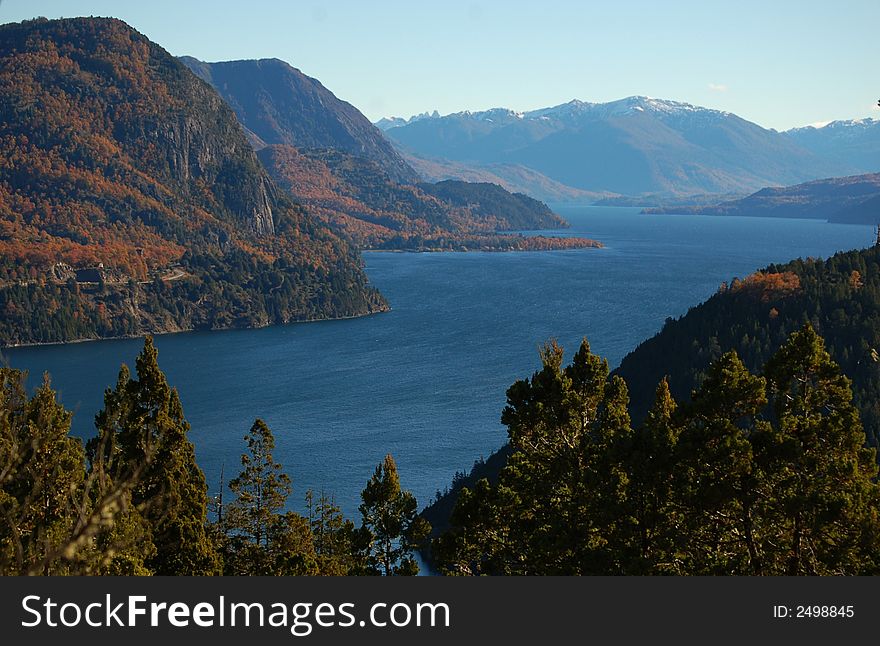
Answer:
xmin=0 ymin=370 xmax=85 ymax=574
xmin=433 ymin=477 xmax=512 ymax=575
xmin=226 ymin=419 xmax=291 ymax=548
xmin=306 ymin=490 xmax=369 ymax=575
xmin=1 ymin=369 xmax=151 ymax=575
xmin=359 ymin=454 xmax=430 ymax=576
xmin=223 ymin=418 xmax=319 ymax=575
xmin=624 ymin=378 xmax=680 ymax=573
xmin=760 ymin=324 xmax=880 ymax=574
xmin=673 ymin=351 xmax=765 ymax=574
xmin=95 ymin=336 xmax=219 ymax=575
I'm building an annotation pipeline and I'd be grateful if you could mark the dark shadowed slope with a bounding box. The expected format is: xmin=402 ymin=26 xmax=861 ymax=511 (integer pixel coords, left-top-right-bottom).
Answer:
xmin=179 ymin=56 xmax=419 ymax=185
xmin=645 ymin=173 xmax=880 ymax=224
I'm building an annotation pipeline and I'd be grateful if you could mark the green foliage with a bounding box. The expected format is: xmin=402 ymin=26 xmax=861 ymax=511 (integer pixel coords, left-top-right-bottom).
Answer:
xmin=306 ymin=490 xmax=370 ymax=575
xmin=0 ymin=370 xmax=85 ymax=573
xmin=435 ymin=328 xmax=880 ymax=575
xmin=95 ymin=336 xmax=219 ymax=574
xmin=221 ymin=418 xmax=318 ymax=575
xmin=617 ymin=246 xmax=880 ymax=451
xmin=0 ymin=368 xmax=153 ymax=575
xmin=759 ymin=325 xmax=880 ymax=574
xmin=226 ymin=419 xmax=291 ymax=548
xmin=0 ymin=337 xmax=436 ymax=577
xmin=359 ymin=454 xmax=431 ymax=576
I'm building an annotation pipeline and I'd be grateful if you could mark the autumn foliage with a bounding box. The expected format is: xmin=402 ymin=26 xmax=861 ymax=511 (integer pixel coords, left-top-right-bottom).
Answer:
xmin=0 ymin=17 xmax=386 ymax=345
xmin=727 ymin=271 xmax=801 ymax=302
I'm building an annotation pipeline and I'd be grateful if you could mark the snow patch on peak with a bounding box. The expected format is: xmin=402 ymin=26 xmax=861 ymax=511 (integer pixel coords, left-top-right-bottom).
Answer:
xmin=374 ymin=110 xmax=441 ymax=130
xmin=787 ymin=117 xmax=879 ymax=133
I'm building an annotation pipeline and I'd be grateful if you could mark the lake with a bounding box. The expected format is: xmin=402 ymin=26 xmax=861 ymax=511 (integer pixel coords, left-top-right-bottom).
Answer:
xmin=3 ymin=207 xmax=874 ymax=519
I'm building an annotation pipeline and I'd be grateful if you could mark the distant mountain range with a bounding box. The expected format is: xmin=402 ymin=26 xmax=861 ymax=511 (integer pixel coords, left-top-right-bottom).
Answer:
xmin=645 ymin=172 xmax=880 ymax=224
xmin=786 ymin=119 xmax=880 ymax=173
xmin=179 ymin=57 xmax=596 ymax=251
xmin=378 ymin=99 xmax=879 ymax=198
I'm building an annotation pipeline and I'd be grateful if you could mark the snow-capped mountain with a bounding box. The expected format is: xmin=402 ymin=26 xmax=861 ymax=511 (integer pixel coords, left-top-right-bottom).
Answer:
xmin=377 ymin=96 xmax=857 ymax=196
xmin=375 ymin=110 xmax=441 ymax=131
xmin=784 ymin=118 xmax=880 ymax=174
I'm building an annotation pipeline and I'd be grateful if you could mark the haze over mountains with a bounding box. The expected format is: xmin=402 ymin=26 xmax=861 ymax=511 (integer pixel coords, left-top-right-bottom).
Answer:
xmin=181 ymin=56 xmax=597 ymax=251
xmin=786 ymin=118 xmax=880 ymax=173
xmin=379 ymin=99 xmax=880 ymax=199
xmin=646 ymin=172 xmax=880 ymax=224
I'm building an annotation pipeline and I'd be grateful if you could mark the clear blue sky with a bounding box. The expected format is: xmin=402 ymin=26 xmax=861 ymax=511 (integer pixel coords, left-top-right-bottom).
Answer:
xmin=2 ymin=0 xmax=877 ymax=130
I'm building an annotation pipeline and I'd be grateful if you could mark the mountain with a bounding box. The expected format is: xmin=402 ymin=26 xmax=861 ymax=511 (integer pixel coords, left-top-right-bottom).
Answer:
xmin=257 ymin=144 xmax=599 ymax=251
xmin=425 ymin=244 xmax=880 ymax=533
xmin=401 ymin=153 xmax=610 ymax=204
xmin=616 ymin=246 xmax=880 ymax=445
xmin=381 ymin=97 xmax=848 ymax=196
xmin=178 ymin=56 xmax=419 ymax=184
xmin=375 ymin=111 xmax=440 ymax=131
xmin=0 ymin=17 xmax=386 ymax=346
xmin=180 ymin=56 xmax=598 ymax=250
xmin=785 ymin=119 xmax=880 ymax=174
xmin=645 ymin=173 xmax=880 ymax=223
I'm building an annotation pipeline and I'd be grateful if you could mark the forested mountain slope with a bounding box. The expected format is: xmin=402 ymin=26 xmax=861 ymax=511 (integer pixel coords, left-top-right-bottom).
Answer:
xmin=426 ymin=244 xmax=880 ymax=533
xmin=0 ymin=17 xmax=386 ymax=346
xmin=258 ymin=144 xmax=599 ymax=251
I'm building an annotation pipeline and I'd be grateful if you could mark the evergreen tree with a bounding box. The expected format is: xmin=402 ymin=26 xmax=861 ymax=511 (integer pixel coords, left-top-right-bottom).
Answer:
xmin=224 ymin=418 xmax=318 ymax=575
xmin=95 ymin=337 xmax=219 ymax=575
xmin=306 ymin=489 xmax=369 ymax=575
xmin=433 ymin=477 xmax=512 ymax=575
xmin=624 ymin=378 xmax=680 ymax=573
xmin=0 ymin=370 xmax=85 ymax=574
xmin=359 ymin=454 xmax=430 ymax=575
xmin=0 ymin=369 xmax=151 ymax=575
xmin=226 ymin=419 xmax=291 ymax=548
xmin=760 ymin=324 xmax=880 ymax=574
xmin=673 ymin=351 xmax=766 ymax=574
xmin=438 ymin=339 xmax=635 ymax=574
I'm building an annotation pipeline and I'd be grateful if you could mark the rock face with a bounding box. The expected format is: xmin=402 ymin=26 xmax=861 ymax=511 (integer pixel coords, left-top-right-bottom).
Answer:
xmin=179 ymin=56 xmax=419 ymax=185
xmin=99 ymin=61 xmax=278 ymax=237
xmin=0 ymin=17 xmax=387 ymax=346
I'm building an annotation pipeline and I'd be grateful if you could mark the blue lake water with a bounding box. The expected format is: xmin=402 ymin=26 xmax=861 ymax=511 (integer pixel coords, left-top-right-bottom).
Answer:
xmin=3 ymin=207 xmax=874 ymax=519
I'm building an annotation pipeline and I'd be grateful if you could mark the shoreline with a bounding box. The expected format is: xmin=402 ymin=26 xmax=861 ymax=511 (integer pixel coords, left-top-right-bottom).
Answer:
xmin=361 ymin=239 xmax=603 ymax=253
xmin=1 ymin=306 xmax=392 ymax=351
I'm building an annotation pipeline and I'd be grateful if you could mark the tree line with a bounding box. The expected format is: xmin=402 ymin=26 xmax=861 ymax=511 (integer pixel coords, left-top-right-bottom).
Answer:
xmin=4 ymin=323 xmax=879 ymax=576
xmin=433 ymin=325 xmax=880 ymax=575
xmin=0 ymin=337 xmax=428 ymax=576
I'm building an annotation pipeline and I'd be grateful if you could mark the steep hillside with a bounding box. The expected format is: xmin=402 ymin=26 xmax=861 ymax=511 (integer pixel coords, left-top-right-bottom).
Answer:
xmin=179 ymin=56 xmax=418 ymax=184
xmin=258 ymin=144 xmax=598 ymax=251
xmin=426 ymin=244 xmax=880 ymax=532
xmin=382 ymin=97 xmax=847 ymax=195
xmin=616 ymin=246 xmax=880 ymax=447
xmin=645 ymin=173 xmax=880 ymax=223
xmin=0 ymin=17 xmax=386 ymax=346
